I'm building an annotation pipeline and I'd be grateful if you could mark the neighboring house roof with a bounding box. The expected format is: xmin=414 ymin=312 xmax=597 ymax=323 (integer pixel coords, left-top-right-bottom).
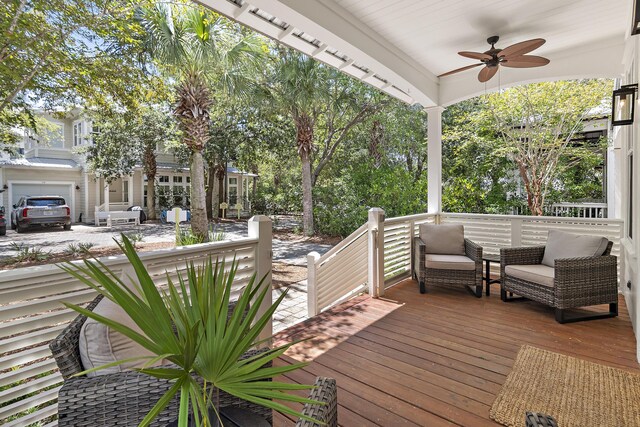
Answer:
xmin=227 ymin=166 xmax=258 ymax=177
xmin=0 ymin=157 xmax=81 ymax=169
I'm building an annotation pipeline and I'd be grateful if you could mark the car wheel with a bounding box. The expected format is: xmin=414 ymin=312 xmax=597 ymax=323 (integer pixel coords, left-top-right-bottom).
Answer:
xmin=63 ymin=224 xmax=72 ymax=231
xmin=10 ymin=216 xmax=16 ymax=230
xmin=16 ymin=223 xmax=27 ymax=233
xmin=0 ymin=227 xmax=5 ymax=236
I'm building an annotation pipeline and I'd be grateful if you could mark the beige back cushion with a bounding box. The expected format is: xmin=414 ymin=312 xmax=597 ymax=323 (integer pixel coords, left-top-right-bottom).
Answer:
xmin=79 ymin=270 xmax=162 ymax=377
xmin=419 ymin=223 xmax=465 ymax=255
xmin=541 ymin=230 xmax=609 ymax=267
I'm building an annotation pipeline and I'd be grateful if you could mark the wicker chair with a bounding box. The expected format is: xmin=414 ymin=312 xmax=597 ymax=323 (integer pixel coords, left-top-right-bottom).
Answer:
xmin=296 ymin=377 xmax=338 ymax=427
xmin=49 ymin=295 xmax=273 ymax=426
xmin=413 ymin=224 xmax=483 ymax=297
xmin=500 ymin=240 xmax=618 ymax=323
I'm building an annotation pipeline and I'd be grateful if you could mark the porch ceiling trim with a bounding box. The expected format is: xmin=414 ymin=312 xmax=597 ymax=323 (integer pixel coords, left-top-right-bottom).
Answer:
xmin=200 ymin=0 xmax=630 ymax=107
xmin=198 ymin=0 xmax=438 ymax=106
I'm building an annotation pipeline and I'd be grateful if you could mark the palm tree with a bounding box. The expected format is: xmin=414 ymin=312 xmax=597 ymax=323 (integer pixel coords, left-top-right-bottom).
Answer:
xmin=137 ymin=4 xmax=262 ymax=239
xmin=261 ymin=49 xmax=327 ymax=235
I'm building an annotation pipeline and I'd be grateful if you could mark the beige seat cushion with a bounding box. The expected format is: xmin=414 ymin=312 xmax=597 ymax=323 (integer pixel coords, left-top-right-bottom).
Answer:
xmin=425 ymin=254 xmax=475 ymax=271
xmin=505 ymin=264 xmax=555 ymax=287
xmin=79 ymin=270 xmax=163 ymax=377
xmin=419 ymin=224 xmax=465 ymax=255
xmin=541 ymin=230 xmax=609 ymax=267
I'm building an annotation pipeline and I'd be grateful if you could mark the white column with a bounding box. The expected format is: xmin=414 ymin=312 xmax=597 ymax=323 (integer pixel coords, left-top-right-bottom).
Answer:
xmin=307 ymin=252 xmax=320 ymax=317
xmin=248 ymin=215 xmax=273 ymax=344
xmin=128 ymin=175 xmax=134 ymax=206
xmin=367 ymin=207 xmax=385 ymax=297
xmin=103 ymin=180 xmax=110 ymax=212
xmin=426 ymin=106 xmax=445 ymax=214
xmin=83 ymin=172 xmax=89 ymax=223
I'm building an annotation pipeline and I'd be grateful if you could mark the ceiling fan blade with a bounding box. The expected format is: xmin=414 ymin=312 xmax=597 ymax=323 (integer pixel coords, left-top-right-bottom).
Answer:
xmin=478 ymin=65 xmax=499 ymax=82
xmin=438 ymin=63 xmax=484 ymax=78
xmin=499 ymin=38 xmax=546 ymax=58
xmin=501 ymin=55 xmax=550 ymax=68
xmin=458 ymin=51 xmax=492 ymax=61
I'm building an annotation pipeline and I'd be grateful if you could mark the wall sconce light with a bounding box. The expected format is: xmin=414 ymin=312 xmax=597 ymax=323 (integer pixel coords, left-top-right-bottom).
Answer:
xmin=612 ymin=84 xmax=637 ymax=126
xmin=75 ymin=185 xmax=80 ymax=190
xmin=2 ymin=184 xmax=7 ymax=190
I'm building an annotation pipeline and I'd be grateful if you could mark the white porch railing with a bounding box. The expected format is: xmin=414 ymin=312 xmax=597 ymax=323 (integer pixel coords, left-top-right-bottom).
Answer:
xmin=306 ymin=224 xmax=368 ymax=316
xmin=0 ymin=216 xmax=272 ymax=427
xmin=307 ymin=210 xmax=624 ymax=316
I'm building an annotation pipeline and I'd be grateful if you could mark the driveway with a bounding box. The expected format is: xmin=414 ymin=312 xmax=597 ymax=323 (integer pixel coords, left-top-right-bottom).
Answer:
xmin=0 ymin=220 xmax=331 ymax=263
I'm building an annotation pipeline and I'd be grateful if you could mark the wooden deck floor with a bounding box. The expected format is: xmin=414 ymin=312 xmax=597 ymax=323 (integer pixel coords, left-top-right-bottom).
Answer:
xmin=273 ymin=279 xmax=639 ymax=427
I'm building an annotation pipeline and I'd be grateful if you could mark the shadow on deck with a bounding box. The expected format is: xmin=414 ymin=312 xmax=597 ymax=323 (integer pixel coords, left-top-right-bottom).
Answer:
xmin=273 ymin=279 xmax=638 ymax=426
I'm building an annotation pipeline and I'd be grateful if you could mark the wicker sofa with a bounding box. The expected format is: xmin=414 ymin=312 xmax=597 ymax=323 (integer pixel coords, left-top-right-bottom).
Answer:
xmin=500 ymin=230 xmax=618 ymax=323
xmin=413 ymin=223 xmax=483 ymax=297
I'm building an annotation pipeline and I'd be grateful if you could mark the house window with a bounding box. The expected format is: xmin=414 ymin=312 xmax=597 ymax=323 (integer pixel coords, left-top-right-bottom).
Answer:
xmin=123 ymin=180 xmax=129 ymax=203
xmin=143 ymin=185 xmax=148 ymax=208
xmin=73 ymin=121 xmax=83 ymax=146
xmin=45 ymin=122 xmax=64 ymax=148
xmin=159 ymin=175 xmax=169 ymax=183
xmin=228 ymin=177 xmax=238 ymax=205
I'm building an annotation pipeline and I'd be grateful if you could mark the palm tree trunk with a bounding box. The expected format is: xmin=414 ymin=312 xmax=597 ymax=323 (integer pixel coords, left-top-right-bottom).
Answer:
xmin=190 ymin=150 xmax=209 ymax=240
xmin=300 ymin=150 xmax=314 ymax=236
xmin=206 ymin=160 xmax=215 ymax=220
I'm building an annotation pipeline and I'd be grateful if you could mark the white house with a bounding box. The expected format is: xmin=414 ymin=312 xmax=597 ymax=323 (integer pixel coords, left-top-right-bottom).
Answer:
xmin=0 ymin=111 xmax=257 ymax=223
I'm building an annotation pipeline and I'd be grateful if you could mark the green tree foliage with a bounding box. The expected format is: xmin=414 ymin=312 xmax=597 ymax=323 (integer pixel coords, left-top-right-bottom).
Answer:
xmin=484 ymin=79 xmax=612 ymax=215
xmin=260 ymin=48 xmax=385 ymax=235
xmin=137 ymin=3 xmax=263 ymax=240
xmin=84 ymin=105 xmax=178 ymax=219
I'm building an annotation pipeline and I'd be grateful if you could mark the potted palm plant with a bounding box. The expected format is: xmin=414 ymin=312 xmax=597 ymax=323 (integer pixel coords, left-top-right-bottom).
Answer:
xmin=61 ymin=235 xmax=321 ymax=426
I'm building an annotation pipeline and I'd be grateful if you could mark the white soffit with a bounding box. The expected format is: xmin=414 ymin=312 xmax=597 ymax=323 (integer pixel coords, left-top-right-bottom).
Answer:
xmin=198 ymin=0 xmax=631 ymax=106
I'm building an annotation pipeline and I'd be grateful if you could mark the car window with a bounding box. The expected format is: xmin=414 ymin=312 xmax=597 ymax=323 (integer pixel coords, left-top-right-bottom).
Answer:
xmin=26 ymin=198 xmax=66 ymax=207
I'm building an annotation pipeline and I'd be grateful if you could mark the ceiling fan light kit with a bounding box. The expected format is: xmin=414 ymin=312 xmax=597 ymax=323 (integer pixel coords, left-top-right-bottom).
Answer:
xmin=439 ymin=35 xmax=550 ymax=82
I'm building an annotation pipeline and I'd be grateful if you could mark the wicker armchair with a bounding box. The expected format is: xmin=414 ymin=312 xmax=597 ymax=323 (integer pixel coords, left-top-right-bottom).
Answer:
xmin=413 ymin=224 xmax=483 ymax=297
xmin=49 ymin=295 xmax=273 ymax=426
xmin=500 ymin=240 xmax=618 ymax=323
xmin=296 ymin=377 xmax=338 ymax=427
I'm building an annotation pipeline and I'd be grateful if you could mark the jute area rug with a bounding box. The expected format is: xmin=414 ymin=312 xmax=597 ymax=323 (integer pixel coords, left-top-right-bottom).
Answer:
xmin=490 ymin=345 xmax=640 ymax=427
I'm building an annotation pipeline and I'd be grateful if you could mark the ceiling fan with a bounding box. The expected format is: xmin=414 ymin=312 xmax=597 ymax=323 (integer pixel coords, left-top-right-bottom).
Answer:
xmin=439 ymin=35 xmax=550 ymax=82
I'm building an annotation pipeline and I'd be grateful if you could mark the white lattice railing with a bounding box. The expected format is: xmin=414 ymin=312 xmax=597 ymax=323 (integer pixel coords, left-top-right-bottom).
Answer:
xmin=383 ymin=213 xmax=437 ymax=286
xmin=550 ymin=202 xmax=608 ymax=218
xmin=0 ymin=217 xmax=273 ymax=427
xmin=307 ymin=224 xmax=368 ymax=316
xmin=307 ymin=210 xmax=624 ymax=316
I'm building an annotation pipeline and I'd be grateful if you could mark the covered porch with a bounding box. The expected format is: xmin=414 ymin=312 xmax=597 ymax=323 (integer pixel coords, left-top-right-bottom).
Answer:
xmin=274 ymin=279 xmax=638 ymax=426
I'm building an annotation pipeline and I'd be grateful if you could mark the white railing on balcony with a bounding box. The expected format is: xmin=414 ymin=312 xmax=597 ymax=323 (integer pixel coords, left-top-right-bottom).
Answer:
xmin=550 ymin=202 xmax=608 ymax=218
xmin=306 ymin=224 xmax=368 ymax=316
xmin=307 ymin=210 xmax=624 ymax=316
xmin=0 ymin=217 xmax=272 ymax=427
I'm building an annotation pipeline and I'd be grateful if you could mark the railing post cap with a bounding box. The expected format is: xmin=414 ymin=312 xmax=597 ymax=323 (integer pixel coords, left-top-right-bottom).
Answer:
xmin=368 ymin=207 xmax=384 ymax=213
xmin=307 ymin=251 xmax=321 ymax=259
xmin=249 ymin=215 xmax=272 ymax=223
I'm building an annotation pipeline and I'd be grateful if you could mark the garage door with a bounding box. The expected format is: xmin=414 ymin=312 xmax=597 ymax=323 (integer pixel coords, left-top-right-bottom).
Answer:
xmin=11 ymin=183 xmax=74 ymax=222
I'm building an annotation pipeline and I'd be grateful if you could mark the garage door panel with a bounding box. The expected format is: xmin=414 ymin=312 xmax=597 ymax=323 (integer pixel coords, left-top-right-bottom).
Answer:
xmin=11 ymin=183 xmax=74 ymax=223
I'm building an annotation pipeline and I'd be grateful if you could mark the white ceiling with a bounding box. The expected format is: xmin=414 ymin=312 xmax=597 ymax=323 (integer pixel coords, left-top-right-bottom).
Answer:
xmin=201 ymin=0 xmax=633 ymax=106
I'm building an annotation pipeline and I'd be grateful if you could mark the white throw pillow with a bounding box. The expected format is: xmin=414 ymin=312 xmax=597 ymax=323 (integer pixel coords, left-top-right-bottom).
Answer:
xmin=78 ymin=270 xmax=162 ymax=377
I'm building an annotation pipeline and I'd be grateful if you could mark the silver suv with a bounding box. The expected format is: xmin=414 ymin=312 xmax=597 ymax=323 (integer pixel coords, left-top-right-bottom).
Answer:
xmin=11 ymin=196 xmax=72 ymax=233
